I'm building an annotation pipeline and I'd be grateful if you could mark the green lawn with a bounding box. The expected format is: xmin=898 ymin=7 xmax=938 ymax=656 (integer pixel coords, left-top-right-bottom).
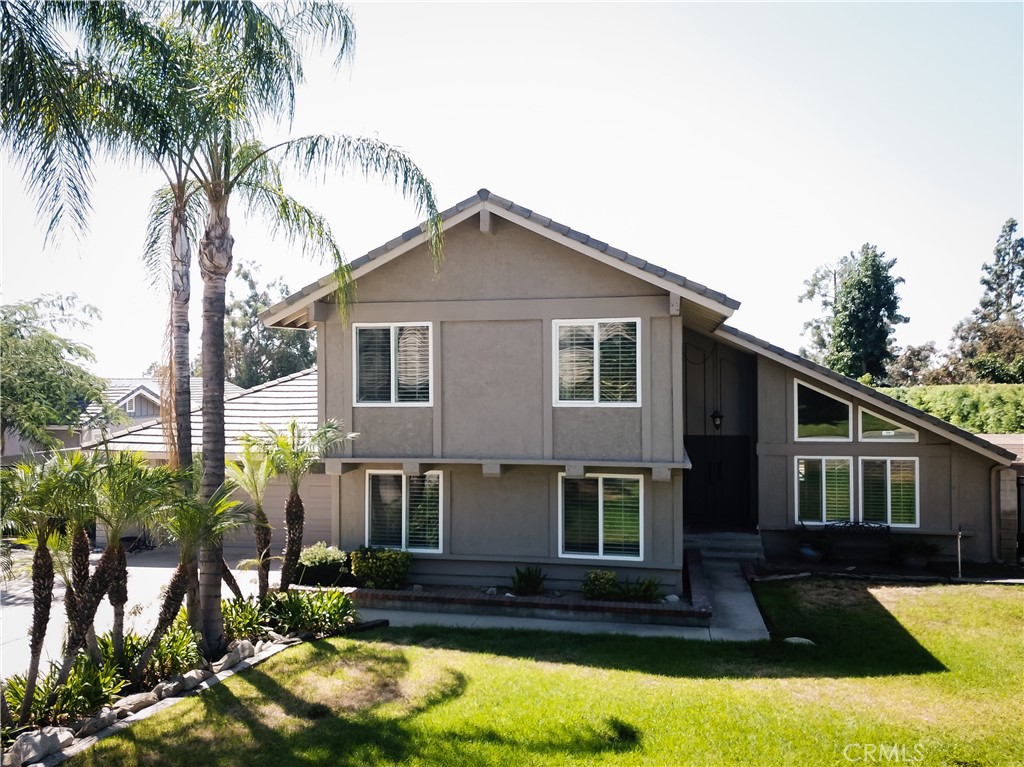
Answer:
xmin=69 ymin=580 xmax=1023 ymax=767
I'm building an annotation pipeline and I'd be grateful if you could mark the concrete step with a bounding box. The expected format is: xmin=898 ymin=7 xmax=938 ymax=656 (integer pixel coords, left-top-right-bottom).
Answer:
xmin=686 ymin=532 xmax=764 ymax=560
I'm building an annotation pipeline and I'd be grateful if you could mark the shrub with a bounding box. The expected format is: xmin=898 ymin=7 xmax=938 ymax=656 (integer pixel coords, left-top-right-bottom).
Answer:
xmin=879 ymin=384 xmax=1024 ymax=433
xmin=265 ymin=589 xmax=358 ymax=637
xmin=223 ymin=597 xmax=270 ymax=643
xmin=4 ymin=654 xmax=127 ymax=728
xmin=99 ymin=618 xmax=201 ymax=689
xmin=298 ymin=541 xmax=348 ymax=569
xmin=510 ymin=565 xmax=547 ymax=596
xmin=349 ymin=547 xmax=413 ymax=590
xmin=617 ymin=576 xmax=664 ymax=602
xmin=581 ymin=570 xmax=619 ymax=600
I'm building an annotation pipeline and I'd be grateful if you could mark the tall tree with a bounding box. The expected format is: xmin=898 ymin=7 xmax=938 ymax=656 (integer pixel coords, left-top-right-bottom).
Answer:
xmin=0 ymin=295 xmax=121 ymax=455
xmin=934 ymin=219 xmax=1024 ymax=383
xmin=798 ymin=254 xmax=857 ymax=363
xmin=180 ymin=8 xmax=443 ymax=658
xmin=819 ymin=244 xmax=908 ymax=380
xmin=223 ymin=263 xmax=316 ymax=389
xmin=247 ymin=419 xmax=355 ymax=592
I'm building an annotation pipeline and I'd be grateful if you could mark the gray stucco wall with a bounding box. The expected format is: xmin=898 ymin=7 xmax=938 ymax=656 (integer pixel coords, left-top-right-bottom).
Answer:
xmin=754 ymin=355 xmax=998 ymax=561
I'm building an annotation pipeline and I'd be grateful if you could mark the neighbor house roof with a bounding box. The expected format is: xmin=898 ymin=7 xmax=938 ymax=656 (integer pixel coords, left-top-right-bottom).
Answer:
xmin=261 ymin=189 xmax=741 ymax=331
xmin=81 ymin=369 xmax=317 ymax=458
xmin=83 ymin=377 xmax=245 ymax=422
xmin=714 ymin=324 xmax=1017 ymax=465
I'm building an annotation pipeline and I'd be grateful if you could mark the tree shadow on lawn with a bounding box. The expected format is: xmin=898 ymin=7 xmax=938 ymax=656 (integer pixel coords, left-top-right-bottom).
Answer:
xmin=82 ymin=638 xmax=642 ymax=767
xmin=354 ymin=578 xmax=948 ymax=680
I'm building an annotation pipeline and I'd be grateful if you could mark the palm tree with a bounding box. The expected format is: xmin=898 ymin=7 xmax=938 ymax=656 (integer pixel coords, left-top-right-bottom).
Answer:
xmin=5 ymin=452 xmax=95 ymax=726
xmin=248 ymin=419 xmax=355 ymax=592
xmin=132 ymin=481 xmax=249 ymax=685
xmin=93 ymin=450 xmax=179 ymax=663
xmin=225 ymin=443 xmax=276 ymax=600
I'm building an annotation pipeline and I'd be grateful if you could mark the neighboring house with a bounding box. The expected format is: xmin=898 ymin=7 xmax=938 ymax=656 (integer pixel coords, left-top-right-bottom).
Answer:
xmin=1 ymin=377 xmax=242 ymax=462
xmin=82 ymin=369 xmax=329 ymax=555
xmin=256 ymin=190 xmax=1019 ymax=591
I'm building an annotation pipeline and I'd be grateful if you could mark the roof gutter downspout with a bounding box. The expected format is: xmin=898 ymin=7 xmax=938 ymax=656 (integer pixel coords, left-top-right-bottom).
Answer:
xmin=990 ymin=465 xmax=1005 ymax=564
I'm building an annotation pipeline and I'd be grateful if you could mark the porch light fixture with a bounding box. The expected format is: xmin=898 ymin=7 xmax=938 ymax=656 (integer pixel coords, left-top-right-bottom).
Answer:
xmin=710 ymin=410 xmax=724 ymax=431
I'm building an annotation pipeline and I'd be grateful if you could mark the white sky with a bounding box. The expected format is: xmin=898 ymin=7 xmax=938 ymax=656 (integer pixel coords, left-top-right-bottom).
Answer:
xmin=1 ymin=2 xmax=1022 ymax=376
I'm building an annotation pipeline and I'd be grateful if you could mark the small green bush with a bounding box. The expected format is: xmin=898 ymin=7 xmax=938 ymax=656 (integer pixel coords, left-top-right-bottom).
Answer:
xmin=349 ymin=546 xmax=413 ymax=590
xmin=617 ymin=576 xmax=664 ymax=602
xmin=265 ymin=589 xmax=358 ymax=637
xmin=98 ymin=617 xmax=202 ymax=689
xmin=298 ymin=541 xmax=348 ymax=569
xmin=223 ymin=597 xmax=270 ymax=643
xmin=879 ymin=384 xmax=1024 ymax=433
xmin=581 ymin=569 xmax=619 ymax=600
xmin=4 ymin=654 xmax=127 ymax=728
xmin=511 ymin=565 xmax=547 ymax=596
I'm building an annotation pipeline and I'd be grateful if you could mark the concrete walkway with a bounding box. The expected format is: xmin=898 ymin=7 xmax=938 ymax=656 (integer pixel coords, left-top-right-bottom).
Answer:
xmin=1 ymin=544 xmax=771 ymax=678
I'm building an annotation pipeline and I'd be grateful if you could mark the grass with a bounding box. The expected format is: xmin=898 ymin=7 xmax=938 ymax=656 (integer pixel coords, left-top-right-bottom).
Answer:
xmin=68 ymin=579 xmax=1023 ymax=767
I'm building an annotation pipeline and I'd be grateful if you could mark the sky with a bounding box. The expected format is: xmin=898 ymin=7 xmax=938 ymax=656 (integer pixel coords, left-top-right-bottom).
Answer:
xmin=1 ymin=2 xmax=1022 ymax=377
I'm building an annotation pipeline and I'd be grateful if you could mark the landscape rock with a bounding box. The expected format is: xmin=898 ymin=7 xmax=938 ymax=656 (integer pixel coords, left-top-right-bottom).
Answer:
xmin=663 ymin=594 xmax=681 ymax=603
xmin=236 ymin=639 xmax=255 ymax=661
xmin=9 ymin=726 xmax=74 ymax=764
xmin=267 ymin=629 xmax=287 ymax=643
xmin=114 ymin=692 xmax=159 ymax=716
xmin=1 ymin=747 xmax=22 ymax=767
xmin=180 ymin=669 xmax=207 ymax=690
xmin=784 ymin=636 xmax=816 ymax=645
xmin=75 ymin=707 xmax=117 ymax=737
xmin=485 ymin=587 xmax=497 ymax=596
xmin=411 ymin=584 xmax=423 ymax=592
xmin=212 ymin=647 xmax=242 ymax=674
xmin=153 ymin=678 xmax=183 ymax=699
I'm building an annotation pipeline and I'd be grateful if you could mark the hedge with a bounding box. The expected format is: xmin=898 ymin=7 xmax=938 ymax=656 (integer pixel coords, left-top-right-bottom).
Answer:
xmin=878 ymin=384 xmax=1024 ymax=434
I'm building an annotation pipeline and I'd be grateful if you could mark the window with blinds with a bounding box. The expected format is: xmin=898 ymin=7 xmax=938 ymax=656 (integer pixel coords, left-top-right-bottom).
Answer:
xmin=861 ymin=458 xmax=918 ymax=526
xmin=795 ymin=457 xmax=852 ymax=523
xmin=555 ymin=319 xmax=639 ymax=405
xmin=366 ymin=471 xmax=442 ymax=551
xmin=355 ymin=324 xmax=431 ymax=405
xmin=561 ymin=474 xmax=641 ymax=559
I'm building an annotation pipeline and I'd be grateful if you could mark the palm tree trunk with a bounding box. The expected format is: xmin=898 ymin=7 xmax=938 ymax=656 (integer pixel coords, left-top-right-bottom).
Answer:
xmin=1 ymin=681 xmax=13 ymax=730
xmin=254 ymin=507 xmax=271 ymax=600
xmin=185 ymin=557 xmax=202 ymax=635
xmin=197 ymin=205 xmax=233 ymax=660
xmin=221 ymin=556 xmax=243 ymax=600
xmin=279 ymin=491 xmax=305 ymax=592
xmin=132 ymin=562 xmax=189 ymax=689
xmin=108 ymin=545 xmax=129 ymax=662
xmin=17 ymin=541 xmax=54 ymax=726
xmin=171 ymin=203 xmax=193 ymax=471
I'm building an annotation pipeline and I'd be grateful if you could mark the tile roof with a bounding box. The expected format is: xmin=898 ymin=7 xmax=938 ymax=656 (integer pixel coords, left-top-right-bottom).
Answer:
xmin=716 ymin=324 xmax=1017 ymax=463
xmin=84 ymin=377 xmax=245 ymax=421
xmin=264 ymin=189 xmax=741 ymax=326
xmin=83 ymin=369 xmax=317 ymax=456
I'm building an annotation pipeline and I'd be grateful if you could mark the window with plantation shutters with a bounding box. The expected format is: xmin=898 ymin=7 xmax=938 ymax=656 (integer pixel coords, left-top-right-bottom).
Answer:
xmin=795 ymin=457 xmax=852 ymax=523
xmin=560 ymin=474 xmax=642 ymax=559
xmin=861 ymin=458 xmax=918 ymax=526
xmin=365 ymin=471 xmax=442 ymax=551
xmin=354 ymin=323 xmax=431 ymax=405
xmin=554 ymin=319 xmax=639 ymax=406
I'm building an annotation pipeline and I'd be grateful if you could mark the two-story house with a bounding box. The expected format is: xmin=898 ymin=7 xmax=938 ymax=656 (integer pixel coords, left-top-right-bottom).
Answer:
xmin=261 ymin=190 xmax=1018 ymax=591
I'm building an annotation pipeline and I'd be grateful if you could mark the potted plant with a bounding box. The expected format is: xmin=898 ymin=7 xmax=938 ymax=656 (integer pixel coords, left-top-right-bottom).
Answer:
xmin=295 ymin=542 xmax=351 ymax=586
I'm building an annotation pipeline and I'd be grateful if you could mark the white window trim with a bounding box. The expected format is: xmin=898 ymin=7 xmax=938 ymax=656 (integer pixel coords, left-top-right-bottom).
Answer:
xmin=124 ymin=397 xmax=136 ymax=415
xmin=364 ymin=470 xmax=444 ymax=552
xmin=858 ymin=406 xmax=919 ymax=443
xmin=557 ymin=472 xmax=644 ymax=561
xmin=794 ymin=380 xmax=853 ymax=442
xmin=352 ymin=322 xmax=433 ymax=407
xmin=859 ymin=457 xmax=920 ymax=528
xmin=552 ymin=318 xmax=642 ymax=408
xmin=794 ymin=456 xmax=853 ymax=525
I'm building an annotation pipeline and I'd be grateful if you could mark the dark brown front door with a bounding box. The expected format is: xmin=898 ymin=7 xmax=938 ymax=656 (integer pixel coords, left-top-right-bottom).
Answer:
xmin=684 ymin=435 xmax=755 ymax=531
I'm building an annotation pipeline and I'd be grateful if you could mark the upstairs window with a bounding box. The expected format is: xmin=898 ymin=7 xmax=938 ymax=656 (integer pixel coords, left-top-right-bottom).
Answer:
xmin=860 ymin=408 xmax=918 ymax=442
xmin=795 ymin=382 xmax=851 ymax=441
xmin=555 ymin=319 xmax=639 ymax=406
xmin=355 ymin=323 xmax=431 ymax=405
